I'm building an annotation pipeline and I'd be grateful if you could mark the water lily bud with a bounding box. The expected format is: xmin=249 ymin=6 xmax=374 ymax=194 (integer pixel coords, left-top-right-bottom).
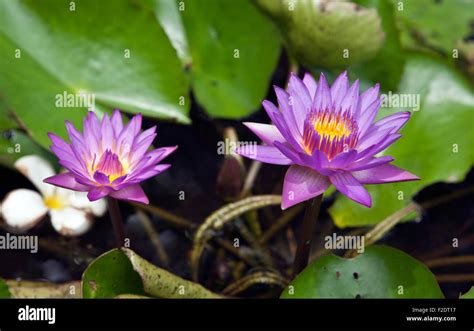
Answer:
xmin=216 ymin=127 xmax=245 ymax=200
xmin=255 ymin=0 xmax=385 ymax=68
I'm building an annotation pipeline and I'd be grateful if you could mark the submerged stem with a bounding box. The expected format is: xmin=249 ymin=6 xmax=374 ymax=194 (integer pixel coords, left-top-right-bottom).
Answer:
xmin=292 ymin=194 xmax=323 ymax=278
xmin=107 ymin=197 xmax=125 ymax=248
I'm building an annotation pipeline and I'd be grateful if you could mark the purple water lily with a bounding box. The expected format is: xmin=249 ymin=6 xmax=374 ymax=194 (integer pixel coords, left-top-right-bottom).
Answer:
xmin=44 ymin=110 xmax=176 ymax=204
xmin=236 ymin=71 xmax=419 ymax=209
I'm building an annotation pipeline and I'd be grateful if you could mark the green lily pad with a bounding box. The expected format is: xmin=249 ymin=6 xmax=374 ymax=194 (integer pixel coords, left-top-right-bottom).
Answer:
xmin=281 ymin=245 xmax=443 ymax=298
xmin=0 ymin=32 xmax=95 ymax=149
xmin=256 ymin=0 xmax=384 ymax=68
xmin=0 ymin=0 xmax=190 ymax=149
xmin=0 ymin=278 xmax=11 ymax=298
xmin=392 ymin=0 xmax=473 ymax=54
xmin=0 ymin=130 xmax=55 ymax=169
xmin=180 ymin=0 xmax=281 ymax=118
xmin=82 ymin=248 xmax=222 ymax=298
xmin=0 ymin=100 xmax=17 ymax=131
xmin=460 ymin=287 xmax=474 ymax=299
xmin=82 ymin=249 xmax=145 ymax=298
xmin=330 ymin=54 xmax=474 ymax=227
xmin=351 ymin=0 xmax=405 ymax=91
xmin=122 ymin=248 xmax=222 ymax=298
xmin=139 ymin=0 xmax=191 ymax=65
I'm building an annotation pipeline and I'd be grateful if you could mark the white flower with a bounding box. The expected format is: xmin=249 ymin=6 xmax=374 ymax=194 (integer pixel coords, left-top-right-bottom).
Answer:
xmin=1 ymin=155 xmax=106 ymax=236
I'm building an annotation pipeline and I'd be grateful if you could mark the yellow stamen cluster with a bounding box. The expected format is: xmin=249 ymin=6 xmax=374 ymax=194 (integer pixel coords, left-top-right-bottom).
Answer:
xmin=303 ymin=109 xmax=358 ymax=159
xmin=313 ymin=114 xmax=352 ymax=142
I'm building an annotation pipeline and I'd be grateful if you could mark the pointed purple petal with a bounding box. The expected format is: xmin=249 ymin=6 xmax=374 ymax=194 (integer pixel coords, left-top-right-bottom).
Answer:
xmin=273 ymin=141 xmax=302 ymax=165
xmin=372 ymin=111 xmax=411 ymax=134
xmin=329 ymin=150 xmax=358 ymax=169
xmin=117 ymin=113 xmax=142 ymax=158
xmin=110 ymin=109 xmax=124 ymax=137
xmin=145 ymin=146 xmax=177 ymax=166
xmin=136 ymin=126 xmax=157 ymax=145
xmin=357 ymin=98 xmax=381 ymax=137
xmin=65 ymin=121 xmax=89 ymax=171
xmin=288 ymin=73 xmax=311 ymax=113
xmin=303 ymin=72 xmax=317 ymax=98
xmin=347 ymin=156 xmax=394 ymax=172
xmin=93 ymin=171 xmax=110 ymax=185
xmin=313 ymin=73 xmax=332 ymax=111
xmin=243 ymin=122 xmax=285 ymax=145
xmin=50 ymin=145 xmax=76 ymax=163
xmin=358 ymin=126 xmax=394 ymax=151
xmin=110 ymin=185 xmax=149 ymax=204
xmin=48 ymin=132 xmax=70 ymax=151
xmin=329 ymin=172 xmax=372 ymax=207
xmin=298 ymin=149 xmax=333 ymax=176
xmin=43 ymin=173 xmax=89 ymax=191
xmin=235 ymin=145 xmax=292 ymax=165
xmin=58 ymin=159 xmax=88 ymax=177
xmin=263 ymin=100 xmax=302 ymax=150
xmin=282 ymin=165 xmax=330 ymax=209
xmin=340 ymin=79 xmax=359 ymax=115
xmin=273 ymin=86 xmax=291 ymax=113
xmin=272 ymin=90 xmax=303 ymax=138
xmin=358 ymin=134 xmax=401 ymax=159
xmin=352 ymin=164 xmax=420 ymax=184
xmin=83 ymin=112 xmax=100 ymax=157
xmin=126 ymin=164 xmax=171 ymax=183
xmin=100 ymin=113 xmax=115 ymax=152
xmin=128 ymin=127 xmax=157 ymax=166
xmin=359 ymin=83 xmax=380 ymax=114
xmin=290 ymin=92 xmax=307 ymax=134
xmin=330 ymin=71 xmax=349 ymax=110
xmin=87 ymin=186 xmax=112 ymax=201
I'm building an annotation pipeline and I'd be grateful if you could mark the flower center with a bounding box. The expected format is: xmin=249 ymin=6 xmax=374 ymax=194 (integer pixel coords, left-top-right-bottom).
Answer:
xmin=44 ymin=195 xmax=65 ymax=210
xmin=95 ymin=149 xmax=124 ymax=182
xmin=303 ymin=109 xmax=358 ymax=159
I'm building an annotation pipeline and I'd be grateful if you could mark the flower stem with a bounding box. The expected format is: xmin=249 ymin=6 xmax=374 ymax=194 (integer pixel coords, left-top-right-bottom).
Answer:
xmin=107 ymin=197 xmax=125 ymax=248
xmin=292 ymin=194 xmax=323 ymax=278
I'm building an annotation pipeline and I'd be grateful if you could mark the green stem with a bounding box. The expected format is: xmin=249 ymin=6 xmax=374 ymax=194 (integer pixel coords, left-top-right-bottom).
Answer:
xmin=107 ymin=197 xmax=125 ymax=248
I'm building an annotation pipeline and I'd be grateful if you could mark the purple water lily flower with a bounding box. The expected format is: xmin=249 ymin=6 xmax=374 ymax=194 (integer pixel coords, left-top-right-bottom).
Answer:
xmin=236 ymin=71 xmax=419 ymax=209
xmin=44 ymin=110 xmax=176 ymax=204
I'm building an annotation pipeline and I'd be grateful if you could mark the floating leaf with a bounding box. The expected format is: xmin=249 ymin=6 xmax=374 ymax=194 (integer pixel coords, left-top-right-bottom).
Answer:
xmin=123 ymin=248 xmax=222 ymax=298
xmin=256 ymin=0 xmax=384 ymax=68
xmin=351 ymin=0 xmax=405 ymax=91
xmin=0 ymin=33 xmax=93 ymax=148
xmin=460 ymin=287 xmax=474 ymax=299
xmin=392 ymin=0 xmax=473 ymax=54
xmin=139 ymin=0 xmax=191 ymax=64
xmin=0 ymin=0 xmax=190 ymax=149
xmin=0 ymin=130 xmax=54 ymax=169
xmin=180 ymin=0 xmax=280 ymax=118
xmin=330 ymin=54 xmax=474 ymax=227
xmin=82 ymin=249 xmax=145 ymax=298
xmin=0 ymin=278 xmax=11 ymax=298
xmin=281 ymin=245 xmax=443 ymax=298
xmin=0 ymin=100 xmax=17 ymax=130
xmin=82 ymin=248 xmax=222 ymax=298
